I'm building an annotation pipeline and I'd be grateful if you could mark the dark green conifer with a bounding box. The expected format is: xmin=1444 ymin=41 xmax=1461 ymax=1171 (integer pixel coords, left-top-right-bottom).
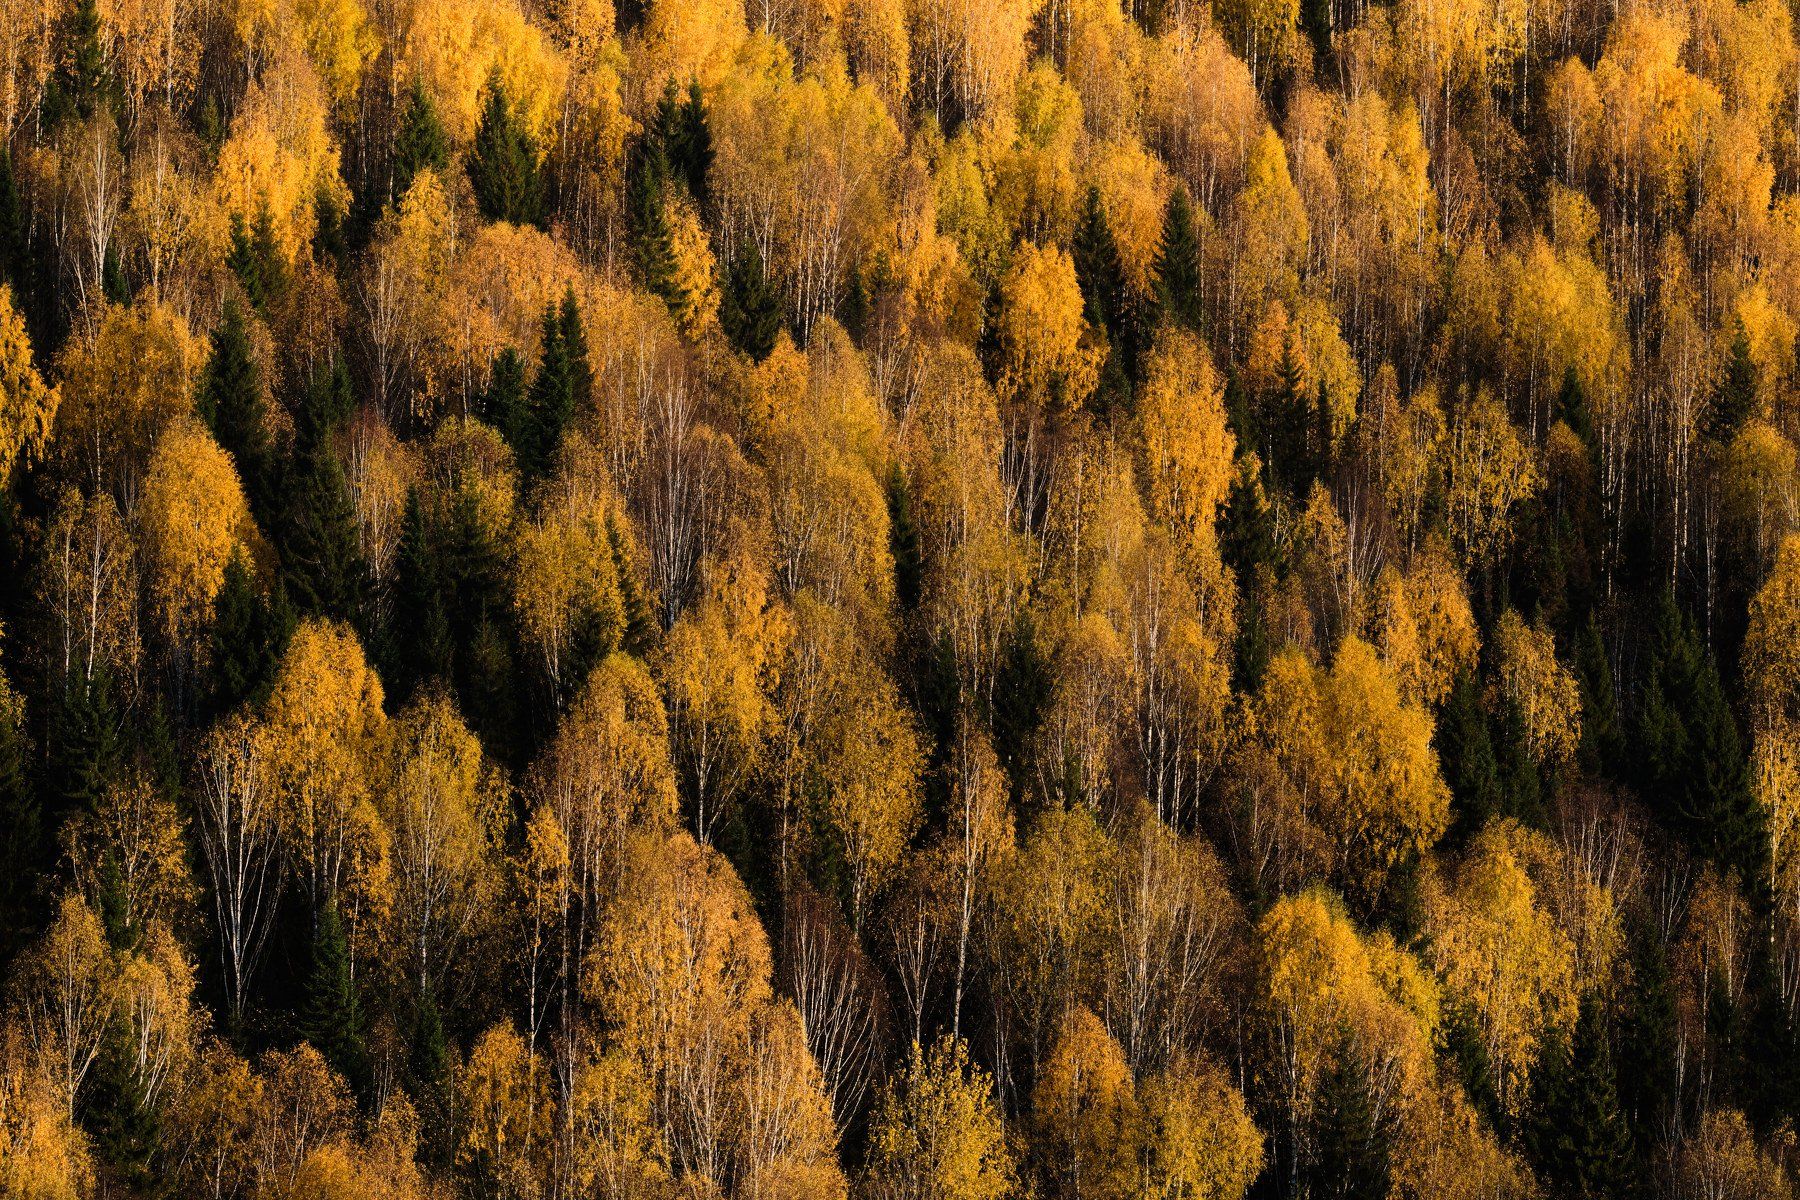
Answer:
xmin=1152 ymin=186 xmax=1203 ymax=332
xmin=1707 ymin=320 xmax=1758 ymax=443
xmin=720 ymin=239 xmax=781 ymax=361
xmin=1525 ymin=998 xmax=1632 ymax=1200
xmin=301 ymin=899 xmax=369 ymax=1096
xmin=199 ymin=298 xmax=272 ymax=514
xmin=391 ymin=77 xmax=451 ymax=205
xmin=467 ymin=75 xmax=542 ymax=226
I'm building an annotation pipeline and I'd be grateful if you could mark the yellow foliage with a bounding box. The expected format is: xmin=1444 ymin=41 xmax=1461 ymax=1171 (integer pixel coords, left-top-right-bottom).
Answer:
xmin=401 ymin=0 xmax=568 ymax=142
xmin=1490 ymin=610 xmax=1582 ymax=768
xmin=138 ymin=417 xmax=253 ymax=650
xmin=1425 ymin=821 xmax=1578 ymax=1116
xmin=866 ymin=1036 xmax=1014 ymax=1200
xmin=0 ymin=284 xmax=56 ymax=483
xmin=213 ymin=48 xmax=346 ymax=265
xmin=54 ymin=300 xmax=202 ymax=500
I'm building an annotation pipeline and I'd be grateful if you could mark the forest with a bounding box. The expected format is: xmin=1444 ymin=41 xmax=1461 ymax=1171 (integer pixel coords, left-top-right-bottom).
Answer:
xmin=2 ymin=0 xmax=1800 ymax=1195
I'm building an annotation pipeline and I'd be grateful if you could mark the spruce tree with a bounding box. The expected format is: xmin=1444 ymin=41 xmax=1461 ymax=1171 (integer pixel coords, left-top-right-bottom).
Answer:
xmin=1635 ymin=591 xmax=1761 ymax=879
xmin=282 ymin=361 xmax=365 ymax=623
xmin=1616 ymin=924 xmax=1677 ymax=1151
xmin=668 ymin=80 xmax=714 ymax=206
xmin=626 ymin=133 xmax=680 ymax=304
xmin=720 ymin=239 xmax=781 ymax=361
xmin=47 ymin=0 xmax=112 ymax=125
xmin=467 ymin=75 xmax=542 ymax=227
xmin=301 ymin=900 xmax=369 ymax=1096
xmin=208 ymin=549 xmax=292 ymax=717
xmin=1706 ymin=320 xmax=1758 ymax=444
xmin=523 ymin=303 xmax=572 ymax=479
xmin=608 ymin=515 xmax=657 ymax=658
xmin=1269 ymin=335 xmax=1313 ymax=493
xmin=484 ymin=346 xmax=529 ymax=454
xmin=1439 ymin=670 xmax=1505 ymax=842
xmin=558 ymin=286 xmax=592 ymax=416
xmin=1072 ymin=186 xmax=1137 ymax=400
xmin=1524 ymin=998 xmax=1632 ymax=1200
xmin=387 ymin=488 xmax=453 ymax=701
xmin=1306 ymin=1036 xmax=1395 ymax=1200
xmin=1574 ymin=615 xmax=1623 ymax=778
xmin=391 ymin=77 xmax=450 ymax=205
xmin=1152 ymin=186 xmax=1203 ymax=332
xmin=0 ymin=673 xmax=38 ymax=953
xmin=199 ymin=297 xmax=272 ymax=514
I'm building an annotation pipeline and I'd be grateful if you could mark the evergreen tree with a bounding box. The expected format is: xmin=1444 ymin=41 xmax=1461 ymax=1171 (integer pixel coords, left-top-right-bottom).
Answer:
xmin=483 ymin=346 xmax=529 ymax=451
xmin=49 ymin=665 xmax=121 ymax=821
xmin=0 ymin=672 xmax=38 ymax=953
xmin=558 ymin=286 xmax=592 ymax=417
xmin=1301 ymin=0 xmax=1334 ymax=64
xmin=1495 ymin=697 xmax=1546 ymax=828
xmin=1706 ymin=320 xmax=1758 ymax=444
xmin=1739 ymin=939 xmax=1800 ymax=1132
xmin=301 ymin=900 xmax=370 ymax=1096
xmin=625 ymin=134 xmax=681 ymax=307
xmin=208 ymin=549 xmax=293 ymax=717
xmin=410 ymin=986 xmax=448 ymax=1090
xmin=888 ymin=466 xmax=923 ymax=611
xmin=1524 ymin=998 xmax=1632 ymax=1200
xmin=1574 ymin=615 xmax=1623 ymax=778
xmin=608 ymin=515 xmax=657 ymax=658
xmin=1269 ymin=335 xmax=1313 ymax=494
xmin=1152 ymin=186 xmax=1203 ymax=332
xmin=199 ymin=297 xmax=272 ymax=514
xmin=391 ymin=77 xmax=450 ymax=205
xmin=667 ymin=80 xmax=713 ymax=207
xmin=282 ymin=361 xmax=365 ymax=623
xmin=1616 ymin=924 xmax=1677 ymax=1153
xmin=46 ymin=0 xmax=112 ymax=125
xmin=1305 ymin=1035 xmax=1395 ymax=1200
xmin=1072 ymin=186 xmax=1137 ymax=400
xmin=85 ymin=1027 xmax=158 ymax=1186
xmin=386 ymin=488 xmax=453 ymax=701
xmin=0 ymin=147 xmax=27 ymax=299
xmin=720 ymin=239 xmax=781 ymax=361
xmin=1439 ymin=670 xmax=1505 ymax=842
xmin=522 ymin=303 xmax=572 ymax=479
xmin=467 ymin=75 xmax=542 ymax=227
xmin=1635 ymin=591 xmax=1761 ymax=879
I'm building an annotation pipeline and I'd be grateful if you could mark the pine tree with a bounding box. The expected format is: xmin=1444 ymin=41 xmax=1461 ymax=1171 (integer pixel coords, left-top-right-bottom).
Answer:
xmin=558 ymin=286 xmax=592 ymax=416
xmin=410 ymin=986 xmax=448 ymax=1089
xmin=46 ymin=0 xmax=112 ymax=126
xmin=1616 ymin=924 xmax=1677 ymax=1153
xmin=50 ymin=665 xmax=121 ymax=820
xmin=1439 ymin=670 xmax=1505 ymax=842
xmin=1706 ymin=321 xmax=1758 ymax=444
xmin=0 ymin=672 xmax=38 ymax=954
xmin=467 ymin=75 xmax=542 ymax=227
xmin=626 ymin=135 xmax=680 ymax=304
xmin=720 ymin=239 xmax=781 ymax=361
xmin=888 ymin=467 xmax=923 ymax=611
xmin=199 ymin=298 xmax=272 ymax=515
xmin=282 ymin=361 xmax=366 ymax=623
xmin=1072 ymin=186 xmax=1137 ymax=401
xmin=608 ymin=515 xmax=657 ymax=657
xmin=386 ymin=488 xmax=453 ymax=701
xmin=1574 ymin=616 xmax=1621 ymax=778
xmin=1524 ymin=998 xmax=1632 ymax=1200
xmin=668 ymin=80 xmax=714 ymax=207
xmin=208 ymin=549 xmax=293 ymax=717
xmin=1152 ymin=186 xmax=1203 ymax=332
xmin=484 ymin=347 xmax=529 ymax=456
xmin=391 ymin=77 xmax=450 ymax=206
xmin=1635 ymin=591 xmax=1761 ymax=879
xmin=523 ymin=304 xmax=572 ymax=479
xmin=1269 ymin=335 xmax=1313 ymax=494
xmin=301 ymin=900 xmax=370 ymax=1096
xmin=1306 ymin=1035 xmax=1394 ymax=1200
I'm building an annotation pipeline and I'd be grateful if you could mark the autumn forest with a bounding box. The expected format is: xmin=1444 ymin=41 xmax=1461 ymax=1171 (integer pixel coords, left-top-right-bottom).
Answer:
xmin=4 ymin=0 xmax=1800 ymax=1195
